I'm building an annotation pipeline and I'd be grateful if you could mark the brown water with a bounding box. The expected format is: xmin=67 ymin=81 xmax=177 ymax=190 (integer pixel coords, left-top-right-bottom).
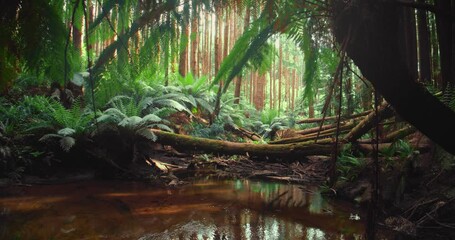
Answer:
xmin=0 ymin=179 xmax=365 ymax=239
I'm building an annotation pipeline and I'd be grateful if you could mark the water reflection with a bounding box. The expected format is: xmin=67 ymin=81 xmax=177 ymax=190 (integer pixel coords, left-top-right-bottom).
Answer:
xmin=0 ymin=179 xmax=364 ymax=239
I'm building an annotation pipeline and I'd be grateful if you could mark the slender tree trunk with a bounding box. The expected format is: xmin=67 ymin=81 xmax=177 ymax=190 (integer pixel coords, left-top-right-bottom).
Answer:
xmin=179 ymin=21 xmax=189 ymax=76
xmin=278 ymin=40 xmax=283 ymax=112
xmin=399 ymin=6 xmax=418 ymax=81
xmin=435 ymin=0 xmax=454 ymax=89
xmin=214 ymin=7 xmax=222 ymax=74
xmin=223 ymin=9 xmax=230 ymax=61
xmin=87 ymin=0 xmax=94 ymax=59
xmin=72 ymin=9 xmax=82 ymax=54
xmin=451 ymin=0 xmax=455 ymax=89
xmin=308 ymin=95 xmax=315 ymax=118
xmin=345 ymin=71 xmax=354 ymax=115
xmin=234 ymin=9 xmax=244 ymax=107
xmin=429 ymin=13 xmax=440 ymax=86
xmin=291 ymin=62 xmax=297 ymax=110
xmin=417 ymin=0 xmax=432 ymax=83
xmin=254 ymin=74 xmax=265 ymax=110
xmin=190 ymin=4 xmax=199 ymax=76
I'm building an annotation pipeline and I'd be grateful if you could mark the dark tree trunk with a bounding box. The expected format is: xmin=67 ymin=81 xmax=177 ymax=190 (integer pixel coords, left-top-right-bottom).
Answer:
xmin=417 ymin=0 xmax=432 ymax=83
xmin=332 ymin=0 xmax=455 ymax=155
xmin=435 ymin=0 xmax=454 ymax=89
xmin=428 ymin=13 xmax=441 ymax=87
xmin=399 ymin=5 xmax=418 ymax=81
xmin=452 ymin=0 xmax=455 ymax=88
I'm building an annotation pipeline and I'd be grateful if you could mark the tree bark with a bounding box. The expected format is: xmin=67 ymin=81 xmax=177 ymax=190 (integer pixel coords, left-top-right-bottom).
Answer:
xmin=190 ymin=4 xmax=199 ymax=76
xmin=234 ymin=7 xmax=250 ymax=104
xmin=343 ymin=102 xmax=394 ymax=143
xmin=332 ymin=0 xmax=455 ymax=154
xmin=435 ymin=0 xmax=454 ymax=89
xmin=399 ymin=5 xmax=418 ymax=81
xmin=150 ymin=130 xmax=334 ymax=159
xmin=297 ymin=110 xmax=371 ymax=124
xmin=179 ymin=21 xmax=189 ymax=76
xmin=417 ymin=0 xmax=432 ymax=83
xmin=278 ymin=40 xmax=283 ymax=111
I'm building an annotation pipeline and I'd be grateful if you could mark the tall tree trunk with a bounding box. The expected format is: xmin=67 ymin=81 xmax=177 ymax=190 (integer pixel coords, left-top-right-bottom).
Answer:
xmin=345 ymin=71 xmax=354 ymax=115
xmin=429 ymin=13 xmax=440 ymax=86
xmin=179 ymin=22 xmax=189 ymax=76
xmin=308 ymin=95 xmax=315 ymax=118
xmin=291 ymin=59 xmax=297 ymax=110
xmin=233 ymin=7 xmax=244 ymax=105
xmin=214 ymin=7 xmax=222 ymax=74
xmin=72 ymin=13 xmax=82 ymax=54
xmin=451 ymin=0 xmax=455 ymax=89
xmin=278 ymin=40 xmax=283 ymax=112
xmin=435 ymin=0 xmax=454 ymax=89
xmin=332 ymin=0 xmax=455 ymax=154
xmin=417 ymin=0 xmax=432 ymax=83
xmin=87 ymin=0 xmax=94 ymax=60
xmin=190 ymin=4 xmax=199 ymax=76
xmin=223 ymin=9 xmax=230 ymax=61
xmin=212 ymin=6 xmax=223 ymax=121
xmin=254 ymin=74 xmax=266 ymax=110
xmin=399 ymin=6 xmax=418 ymax=81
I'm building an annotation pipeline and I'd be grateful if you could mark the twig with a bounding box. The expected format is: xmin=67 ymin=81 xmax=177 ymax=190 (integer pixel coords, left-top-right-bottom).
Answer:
xmin=404 ymin=198 xmax=438 ymax=219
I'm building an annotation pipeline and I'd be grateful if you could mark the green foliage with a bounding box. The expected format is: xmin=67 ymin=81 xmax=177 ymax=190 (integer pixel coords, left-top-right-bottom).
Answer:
xmin=0 ymin=95 xmax=92 ymax=152
xmin=175 ymin=73 xmax=215 ymax=114
xmin=380 ymin=140 xmax=418 ymax=167
xmin=0 ymin=96 xmax=60 ymax=135
xmin=0 ymin=0 xmax=82 ymax=89
xmin=248 ymin=109 xmax=292 ymax=140
xmin=32 ymin=99 xmax=93 ymax=152
xmin=214 ymin=17 xmax=276 ymax=92
xmin=190 ymin=120 xmax=228 ymax=140
xmin=97 ymin=95 xmax=174 ymax=142
xmin=337 ymin=143 xmax=365 ymax=182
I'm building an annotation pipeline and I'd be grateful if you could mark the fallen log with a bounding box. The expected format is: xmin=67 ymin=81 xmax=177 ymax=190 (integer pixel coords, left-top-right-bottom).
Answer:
xmin=269 ymin=124 xmax=353 ymax=144
xmin=295 ymin=120 xmax=355 ymax=135
xmin=296 ymin=110 xmax=371 ymax=124
xmin=343 ymin=102 xmax=394 ymax=142
xmin=382 ymin=125 xmax=415 ymax=143
xmin=150 ymin=129 xmax=336 ymax=159
xmin=224 ymin=124 xmax=262 ymax=141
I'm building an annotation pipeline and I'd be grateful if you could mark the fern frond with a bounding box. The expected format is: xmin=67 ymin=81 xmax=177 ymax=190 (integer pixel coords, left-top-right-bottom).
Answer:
xmin=39 ymin=134 xmax=62 ymax=142
xmin=141 ymin=114 xmax=162 ymax=123
xmin=106 ymin=95 xmax=132 ymax=107
xmin=119 ymin=116 xmax=142 ymax=129
xmin=155 ymin=99 xmax=192 ymax=114
xmin=60 ymin=136 xmax=76 ymax=152
xmin=57 ymin=128 xmax=76 ymax=136
xmin=98 ymin=108 xmax=128 ymax=123
xmin=150 ymin=123 xmax=173 ymax=132
xmin=136 ymin=128 xmax=158 ymax=142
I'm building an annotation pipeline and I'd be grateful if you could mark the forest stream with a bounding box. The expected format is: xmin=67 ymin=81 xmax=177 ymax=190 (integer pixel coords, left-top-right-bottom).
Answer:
xmin=0 ymin=179 xmax=365 ymax=240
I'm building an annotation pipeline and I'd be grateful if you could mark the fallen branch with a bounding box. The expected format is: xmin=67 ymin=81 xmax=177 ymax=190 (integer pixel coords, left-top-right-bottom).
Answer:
xmin=295 ymin=120 xmax=355 ymax=135
xmin=269 ymin=124 xmax=353 ymax=144
xmin=296 ymin=110 xmax=371 ymax=124
xmin=343 ymin=102 xmax=394 ymax=142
